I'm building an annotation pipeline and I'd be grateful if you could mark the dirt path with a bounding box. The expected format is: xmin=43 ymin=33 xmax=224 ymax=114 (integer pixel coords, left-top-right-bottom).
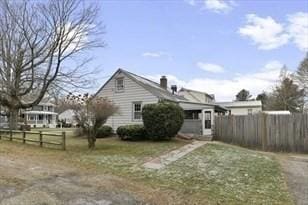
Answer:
xmin=0 ymin=155 xmax=144 ymax=205
xmin=279 ymin=155 xmax=308 ymax=205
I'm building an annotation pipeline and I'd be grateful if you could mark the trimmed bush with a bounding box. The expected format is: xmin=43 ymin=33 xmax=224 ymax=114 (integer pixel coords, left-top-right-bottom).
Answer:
xmin=96 ymin=125 xmax=113 ymax=138
xmin=116 ymin=124 xmax=147 ymax=140
xmin=142 ymin=101 xmax=184 ymax=140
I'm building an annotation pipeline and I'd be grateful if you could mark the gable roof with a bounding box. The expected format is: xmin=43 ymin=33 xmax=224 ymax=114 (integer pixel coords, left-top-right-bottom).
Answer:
xmin=95 ymin=68 xmax=185 ymax=102
xmin=179 ymin=88 xmax=214 ymax=100
xmin=95 ymin=68 xmax=227 ymax=111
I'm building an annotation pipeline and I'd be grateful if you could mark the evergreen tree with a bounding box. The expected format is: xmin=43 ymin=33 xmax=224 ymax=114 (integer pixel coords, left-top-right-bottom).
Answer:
xmin=236 ymin=89 xmax=252 ymax=101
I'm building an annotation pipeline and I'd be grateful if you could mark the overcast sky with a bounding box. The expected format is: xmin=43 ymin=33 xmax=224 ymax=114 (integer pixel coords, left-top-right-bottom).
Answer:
xmin=90 ymin=0 xmax=308 ymax=101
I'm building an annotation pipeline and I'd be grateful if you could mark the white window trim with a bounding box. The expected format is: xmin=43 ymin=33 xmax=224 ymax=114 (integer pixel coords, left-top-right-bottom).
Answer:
xmin=115 ymin=77 xmax=124 ymax=92
xmin=132 ymin=101 xmax=142 ymax=121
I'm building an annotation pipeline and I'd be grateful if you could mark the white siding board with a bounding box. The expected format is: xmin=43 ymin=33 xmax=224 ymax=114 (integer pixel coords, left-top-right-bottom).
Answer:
xmin=96 ymin=72 xmax=158 ymax=130
xmin=229 ymin=107 xmax=262 ymax=115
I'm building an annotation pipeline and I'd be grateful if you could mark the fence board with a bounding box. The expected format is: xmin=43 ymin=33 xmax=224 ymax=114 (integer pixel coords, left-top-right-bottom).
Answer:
xmin=214 ymin=113 xmax=308 ymax=153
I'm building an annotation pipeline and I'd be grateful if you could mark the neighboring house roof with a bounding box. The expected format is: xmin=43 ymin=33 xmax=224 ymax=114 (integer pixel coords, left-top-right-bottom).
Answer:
xmin=22 ymin=111 xmax=58 ymax=115
xmin=38 ymin=98 xmax=56 ymax=106
xmin=263 ymin=110 xmax=291 ymax=115
xmin=217 ymin=101 xmax=262 ymax=108
xmin=179 ymin=88 xmax=215 ymax=102
xmin=95 ymin=68 xmax=228 ymax=111
xmin=179 ymin=101 xmax=228 ymax=112
xmin=21 ymin=97 xmax=56 ymax=106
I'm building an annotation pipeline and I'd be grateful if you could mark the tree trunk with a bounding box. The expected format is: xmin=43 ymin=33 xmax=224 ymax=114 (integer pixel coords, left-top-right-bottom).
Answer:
xmin=9 ymin=108 xmax=19 ymax=130
xmin=87 ymin=135 xmax=96 ymax=149
xmin=87 ymin=128 xmax=96 ymax=149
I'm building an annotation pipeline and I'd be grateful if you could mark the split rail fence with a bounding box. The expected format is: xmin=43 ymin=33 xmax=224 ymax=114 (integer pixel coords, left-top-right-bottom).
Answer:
xmin=214 ymin=113 xmax=308 ymax=153
xmin=0 ymin=130 xmax=66 ymax=150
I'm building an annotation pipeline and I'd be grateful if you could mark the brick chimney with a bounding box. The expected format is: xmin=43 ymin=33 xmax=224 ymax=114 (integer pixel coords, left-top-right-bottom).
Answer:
xmin=160 ymin=76 xmax=167 ymax=89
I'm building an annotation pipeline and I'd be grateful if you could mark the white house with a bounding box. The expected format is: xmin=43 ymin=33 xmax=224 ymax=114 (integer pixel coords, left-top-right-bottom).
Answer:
xmin=21 ymin=100 xmax=58 ymax=128
xmin=58 ymin=109 xmax=78 ymax=126
xmin=95 ymin=69 xmax=227 ymax=136
xmin=217 ymin=101 xmax=262 ymax=115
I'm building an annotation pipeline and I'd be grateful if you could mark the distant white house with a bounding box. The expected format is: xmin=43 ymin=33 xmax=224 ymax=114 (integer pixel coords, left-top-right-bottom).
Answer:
xmin=58 ymin=109 xmax=77 ymax=126
xmin=177 ymin=88 xmax=263 ymax=116
xmin=217 ymin=101 xmax=262 ymax=115
xmin=95 ymin=69 xmax=227 ymax=136
xmin=21 ymin=100 xmax=58 ymax=128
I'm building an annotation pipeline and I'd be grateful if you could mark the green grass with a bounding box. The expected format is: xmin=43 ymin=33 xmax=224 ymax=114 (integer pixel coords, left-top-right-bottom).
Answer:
xmin=0 ymin=129 xmax=293 ymax=205
xmin=132 ymin=144 xmax=293 ymax=204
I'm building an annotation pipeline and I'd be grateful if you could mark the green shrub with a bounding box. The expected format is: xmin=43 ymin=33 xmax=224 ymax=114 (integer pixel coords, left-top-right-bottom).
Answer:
xmin=116 ymin=124 xmax=147 ymax=140
xmin=96 ymin=125 xmax=113 ymax=138
xmin=142 ymin=101 xmax=184 ymax=140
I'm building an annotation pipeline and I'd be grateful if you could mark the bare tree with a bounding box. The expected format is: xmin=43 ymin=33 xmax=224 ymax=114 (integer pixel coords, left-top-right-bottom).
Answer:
xmin=67 ymin=93 xmax=118 ymax=149
xmin=0 ymin=0 xmax=104 ymax=129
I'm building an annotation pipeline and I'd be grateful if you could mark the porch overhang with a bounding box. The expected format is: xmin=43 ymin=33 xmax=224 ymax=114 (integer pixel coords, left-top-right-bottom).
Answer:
xmin=178 ymin=101 xmax=228 ymax=113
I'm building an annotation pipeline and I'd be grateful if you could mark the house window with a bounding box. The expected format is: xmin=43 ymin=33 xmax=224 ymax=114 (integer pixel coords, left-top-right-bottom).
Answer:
xmin=38 ymin=114 xmax=43 ymax=121
xmin=248 ymin=109 xmax=253 ymax=115
xmin=184 ymin=110 xmax=201 ymax=119
xmin=133 ymin=102 xmax=142 ymax=120
xmin=116 ymin=77 xmax=124 ymax=91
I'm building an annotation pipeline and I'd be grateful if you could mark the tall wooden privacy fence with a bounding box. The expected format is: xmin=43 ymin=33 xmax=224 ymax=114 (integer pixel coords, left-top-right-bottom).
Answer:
xmin=214 ymin=114 xmax=308 ymax=153
xmin=0 ymin=130 xmax=66 ymax=150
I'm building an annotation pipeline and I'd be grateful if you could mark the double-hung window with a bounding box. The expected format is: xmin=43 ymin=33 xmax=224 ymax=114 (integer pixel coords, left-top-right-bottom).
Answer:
xmin=115 ymin=77 xmax=124 ymax=92
xmin=133 ymin=102 xmax=142 ymax=120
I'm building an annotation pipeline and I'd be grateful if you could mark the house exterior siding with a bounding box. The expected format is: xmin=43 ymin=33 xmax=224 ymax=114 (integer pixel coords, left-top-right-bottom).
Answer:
xmin=229 ymin=107 xmax=262 ymax=115
xmin=96 ymin=71 xmax=158 ymax=130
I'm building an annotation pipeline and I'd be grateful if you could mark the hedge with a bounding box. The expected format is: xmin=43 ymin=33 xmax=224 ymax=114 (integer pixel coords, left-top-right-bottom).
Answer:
xmin=96 ymin=125 xmax=113 ymax=138
xmin=142 ymin=101 xmax=184 ymax=140
xmin=116 ymin=124 xmax=147 ymax=140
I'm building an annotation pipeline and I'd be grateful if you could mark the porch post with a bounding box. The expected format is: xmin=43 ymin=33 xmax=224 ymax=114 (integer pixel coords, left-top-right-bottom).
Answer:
xmin=201 ymin=109 xmax=205 ymax=136
xmin=211 ymin=109 xmax=214 ymax=134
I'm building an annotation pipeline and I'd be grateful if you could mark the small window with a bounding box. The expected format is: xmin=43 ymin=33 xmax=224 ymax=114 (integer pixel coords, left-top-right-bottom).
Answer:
xmin=116 ymin=77 xmax=124 ymax=91
xmin=248 ymin=109 xmax=253 ymax=115
xmin=133 ymin=102 xmax=142 ymax=120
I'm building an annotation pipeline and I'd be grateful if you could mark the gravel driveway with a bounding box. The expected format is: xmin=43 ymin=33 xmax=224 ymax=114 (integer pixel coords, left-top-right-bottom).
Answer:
xmin=279 ymin=155 xmax=308 ymax=205
xmin=0 ymin=155 xmax=142 ymax=205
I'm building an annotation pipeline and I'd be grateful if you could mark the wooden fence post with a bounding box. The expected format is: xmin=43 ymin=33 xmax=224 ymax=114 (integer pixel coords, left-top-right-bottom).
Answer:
xmin=39 ymin=131 xmax=43 ymax=147
xmin=62 ymin=132 xmax=66 ymax=150
xmin=9 ymin=130 xmax=12 ymax=141
xmin=262 ymin=113 xmax=267 ymax=151
xmin=23 ymin=131 xmax=26 ymax=144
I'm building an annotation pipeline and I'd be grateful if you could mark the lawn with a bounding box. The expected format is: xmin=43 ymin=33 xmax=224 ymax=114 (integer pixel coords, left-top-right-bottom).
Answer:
xmin=0 ymin=128 xmax=293 ymax=205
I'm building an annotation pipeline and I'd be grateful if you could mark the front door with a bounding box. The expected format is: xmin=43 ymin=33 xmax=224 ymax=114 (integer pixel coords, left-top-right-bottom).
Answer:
xmin=202 ymin=109 xmax=213 ymax=135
